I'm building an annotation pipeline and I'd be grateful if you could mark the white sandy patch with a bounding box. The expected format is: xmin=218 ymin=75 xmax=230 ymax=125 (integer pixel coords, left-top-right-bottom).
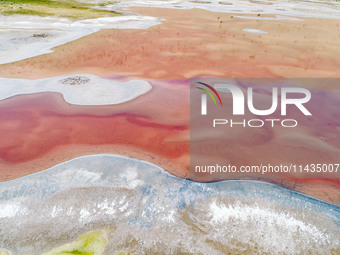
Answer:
xmin=0 ymin=14 xmax=163 ymax=65
xmin=0 ymin=29 xmax=92 ymax=65
xmin=0 ymin=74 xmax=152 ymax=105
xmin=119 ymin=166 xmax=144 ymax=189
xmin=243 ymin=28 xmax=268 ymax=34
xmin=234 ymin=15 xmax=303 ymax=21
xmin=0 ymin=200 xmax=22 ymax=218
xmin=209 ymin=200 xmax=329 ymax=242
xmin=54 ymin=167 xmax=103 ymax=183
xmin=207 ymin=199 xmax=333 ymax=254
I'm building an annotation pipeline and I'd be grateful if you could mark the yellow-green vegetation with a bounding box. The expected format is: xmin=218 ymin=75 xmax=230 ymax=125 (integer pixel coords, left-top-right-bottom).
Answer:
xmin=42 ymin=230 xmax=108 ymax=255
xmin=331 ymin=249 xmax=340 ymax=255
xmin=0 ymin=0 xmax=120 ymax=19
xmin=0 ymin=249 xmax=10 ymax=255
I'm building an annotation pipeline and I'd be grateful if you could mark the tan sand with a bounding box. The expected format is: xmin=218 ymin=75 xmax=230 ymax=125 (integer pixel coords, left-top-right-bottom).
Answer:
xmin=0 ymin=8 xmax=339 ymax=80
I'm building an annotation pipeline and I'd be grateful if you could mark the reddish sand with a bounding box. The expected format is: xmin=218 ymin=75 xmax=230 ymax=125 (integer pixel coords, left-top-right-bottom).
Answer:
xmin=0 ymin=7 xmax=339 ymax=204
xmin=0 ymin=8 xmax=340 ymax=80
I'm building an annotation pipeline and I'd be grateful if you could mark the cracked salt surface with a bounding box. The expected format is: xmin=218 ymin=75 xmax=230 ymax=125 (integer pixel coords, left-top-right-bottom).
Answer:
xmin=0 ymin=154 xmax=339 ymax=254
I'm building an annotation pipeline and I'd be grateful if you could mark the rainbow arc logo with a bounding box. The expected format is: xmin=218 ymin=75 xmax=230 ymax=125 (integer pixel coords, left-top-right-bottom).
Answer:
xmin=196 ymin=82 xmax=223 ymax=115
xmin=196 ymin=82 xmax=223 ymax=106
xmin=196 ymin=80 xmax=311 ymax=117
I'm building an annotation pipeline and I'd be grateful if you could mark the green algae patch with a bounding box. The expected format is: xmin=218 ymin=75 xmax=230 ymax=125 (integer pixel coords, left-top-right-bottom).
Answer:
xmin=42 ymin=230 xmax=108 ymax=255
xmin=0 ymin=249 xmax=11 ymax=255
xmin=0 ymin=0 xmax=120 ymax=19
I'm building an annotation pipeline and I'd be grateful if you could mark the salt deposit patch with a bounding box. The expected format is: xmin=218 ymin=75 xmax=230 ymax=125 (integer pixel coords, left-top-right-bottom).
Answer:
xmin=0 ymin=15 xmax=163 ymax=64
xmin=0 ymin=154 xmax=339 ymax=254
xmin=0 ymin=29 xmax=88 ymax=65
xmin=0 ymin=200 xmax=21 ymax=218
xmin=234 ymin=14 xmax=303 ymax=21
xmin=243 ymin=28 xmax=268 ymax=34
xmin=109 ymin=0 xmax=340 ymax=19
xmin=207 ymin=200 xmax=331 ymax=254
xmin=0 ymin=74 xmax=152 ymax=105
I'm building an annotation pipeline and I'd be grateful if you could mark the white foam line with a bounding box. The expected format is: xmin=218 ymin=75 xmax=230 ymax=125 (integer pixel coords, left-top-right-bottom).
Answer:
xmin=0 ymin=74 xmax=152 ymax=105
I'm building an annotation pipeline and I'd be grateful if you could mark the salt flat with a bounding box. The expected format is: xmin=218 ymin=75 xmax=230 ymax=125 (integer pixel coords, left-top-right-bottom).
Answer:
xmin=0 ymin=74 xmax=152 ymax=105
xmin=0 ymin=154 xmax=338 ymax=254
xmin=0 ymin=14 xmax=163 ymax=64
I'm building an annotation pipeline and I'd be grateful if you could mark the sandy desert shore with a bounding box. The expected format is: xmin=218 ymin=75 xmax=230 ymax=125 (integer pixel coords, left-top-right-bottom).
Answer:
xmin=1 ymin=7 xmax=340 ymax=79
